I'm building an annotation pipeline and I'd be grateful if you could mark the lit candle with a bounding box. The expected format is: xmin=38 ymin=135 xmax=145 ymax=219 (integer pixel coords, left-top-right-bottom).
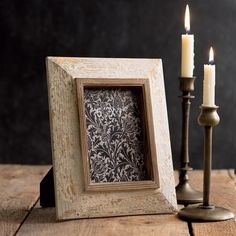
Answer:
xmin=203 ymin=47 xmax=215 ymax=106
xmin=181 ymin=5 xmax=194 ymax=77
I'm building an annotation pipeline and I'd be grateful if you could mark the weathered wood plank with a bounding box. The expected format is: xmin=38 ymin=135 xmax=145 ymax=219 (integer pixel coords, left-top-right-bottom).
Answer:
xmin=17 ymin=169 xmax=188 ymax=236
xmin=15 ymin=169 xmax=236 ymax=236
xmin=188 ymin=170 xmax=236 ymax=236
xmin=18 ymin=202 xmax=189 ymax=236
xmin=0 ymin=165 xmax=50 ymax=236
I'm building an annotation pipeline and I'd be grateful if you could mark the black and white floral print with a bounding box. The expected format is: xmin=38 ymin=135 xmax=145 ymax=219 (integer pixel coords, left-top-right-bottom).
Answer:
xmin=84 ymin=88 xmax=147 ymax=183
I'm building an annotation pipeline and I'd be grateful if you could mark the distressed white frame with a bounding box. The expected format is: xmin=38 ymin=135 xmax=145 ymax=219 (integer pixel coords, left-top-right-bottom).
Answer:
xmin=46 ymin=57 xmax=177 ymax=220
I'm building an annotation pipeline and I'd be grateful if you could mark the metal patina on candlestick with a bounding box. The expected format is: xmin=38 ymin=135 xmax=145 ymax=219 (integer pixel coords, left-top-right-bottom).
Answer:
xmin=175 ymin=76 xmax=203 ymax=205
xmin=178 ymin=105 xmax=235 ymax=222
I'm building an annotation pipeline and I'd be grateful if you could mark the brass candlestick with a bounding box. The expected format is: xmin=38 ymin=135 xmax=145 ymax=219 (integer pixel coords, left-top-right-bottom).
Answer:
xmin=178 ymin=105 xmax=235 ymax=222
xmin=175 ymin=77 xmax=203 ymax=205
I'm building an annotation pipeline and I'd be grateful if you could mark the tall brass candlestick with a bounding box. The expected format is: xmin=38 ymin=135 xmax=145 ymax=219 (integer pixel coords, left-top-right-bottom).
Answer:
xmin=175 ymin=77 xmax=203 ymax=205
xmin=178 ymin=106 xmax=234 ymax=222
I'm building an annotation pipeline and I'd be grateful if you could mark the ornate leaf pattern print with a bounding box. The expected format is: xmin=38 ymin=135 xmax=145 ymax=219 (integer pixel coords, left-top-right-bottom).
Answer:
xmin=84 ymin=88 xmax=148 ymax=183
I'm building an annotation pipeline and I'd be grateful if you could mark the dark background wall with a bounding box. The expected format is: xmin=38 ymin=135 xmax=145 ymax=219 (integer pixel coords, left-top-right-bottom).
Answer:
xmin=0 ymin=0 xmax=235 ymax=170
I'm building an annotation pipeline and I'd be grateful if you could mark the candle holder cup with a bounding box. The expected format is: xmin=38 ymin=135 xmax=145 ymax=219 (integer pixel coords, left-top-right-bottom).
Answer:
xmin=175 ymin=76 xmax=203 ymax=205
xmin=178 ymin=105 xmax=235 ymax=222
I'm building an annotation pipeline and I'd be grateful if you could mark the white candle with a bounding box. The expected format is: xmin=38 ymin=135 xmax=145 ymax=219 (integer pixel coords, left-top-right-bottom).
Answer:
xmin=203 ymin=47 xmax=215 ymax=106
xmin=181 ymin=5 xmax=194 ymax=77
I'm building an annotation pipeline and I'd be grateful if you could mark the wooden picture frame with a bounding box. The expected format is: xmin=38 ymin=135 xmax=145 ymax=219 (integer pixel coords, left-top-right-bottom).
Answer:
xmin=46 ymin=57 xmax=177 ymax=220
xmin=76 ymin=78 xmax=159 ymax=192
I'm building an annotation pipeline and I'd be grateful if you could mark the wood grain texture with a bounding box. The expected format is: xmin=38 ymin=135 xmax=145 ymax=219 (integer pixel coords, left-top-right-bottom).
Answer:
xmin=17 ymin=202 xmax=189 ymax=236
xmin=3 ymin=167 xmax=234 ymax=236
xmin=187 ymin=170 xmax=236 ymax=236
xmin=0 ymin=165 xmax=50 ymax=236
xmin=46 ymin=57 xmax=177 ymax=220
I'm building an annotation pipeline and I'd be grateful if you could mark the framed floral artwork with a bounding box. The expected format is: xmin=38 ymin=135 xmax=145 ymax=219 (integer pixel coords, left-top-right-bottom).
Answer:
xmin=46 ymin=57 xmax=177 ymax=220
xmin=76 ymin=78 xmax=158 ymax=192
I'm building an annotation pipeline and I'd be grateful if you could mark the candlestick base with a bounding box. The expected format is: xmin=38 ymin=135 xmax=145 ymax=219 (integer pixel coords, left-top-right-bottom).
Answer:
xmin=176 ymin=181 xmax=203 ymax=205
xmin=178 ymin=204 xmax=235 ymax=222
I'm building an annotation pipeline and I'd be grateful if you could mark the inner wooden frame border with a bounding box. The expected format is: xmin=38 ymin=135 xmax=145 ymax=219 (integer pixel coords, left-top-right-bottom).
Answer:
xmin=76 ymin=78 xmax=159 ymax=192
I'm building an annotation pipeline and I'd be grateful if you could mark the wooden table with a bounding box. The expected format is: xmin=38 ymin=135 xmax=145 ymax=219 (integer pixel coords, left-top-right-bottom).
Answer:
xmin=0 ymin=165 xmax=235 ymax=236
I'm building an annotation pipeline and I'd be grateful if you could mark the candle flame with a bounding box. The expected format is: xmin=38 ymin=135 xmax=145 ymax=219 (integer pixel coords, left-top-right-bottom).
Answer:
xmin=185 ymin=4 xmax=190 ymax=33
xmin=209 ymin=47 xmax=214 ymax=64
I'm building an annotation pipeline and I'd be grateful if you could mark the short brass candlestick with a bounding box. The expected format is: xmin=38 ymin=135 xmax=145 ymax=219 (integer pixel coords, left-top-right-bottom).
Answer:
xmin=178 ymin=105 xmax=235 ymax=222
xmin=175 ymin=77 xmax=203 ymax=205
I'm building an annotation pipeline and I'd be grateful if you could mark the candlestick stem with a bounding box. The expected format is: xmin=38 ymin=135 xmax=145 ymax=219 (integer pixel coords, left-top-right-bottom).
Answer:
xmin=176 ymin=77 xmax=202 ymax=205
xmin=203 ymin=126 xmax=212 ymax=206
xmin=181 ymin=91 xmax=190 ymax=165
